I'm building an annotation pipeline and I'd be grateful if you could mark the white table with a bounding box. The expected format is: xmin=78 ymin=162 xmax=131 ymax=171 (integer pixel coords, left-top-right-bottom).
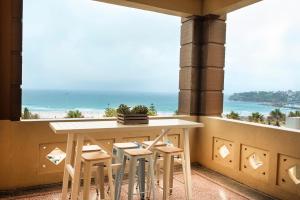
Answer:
xmin=50 ymin=119 xmax=203 ymax=200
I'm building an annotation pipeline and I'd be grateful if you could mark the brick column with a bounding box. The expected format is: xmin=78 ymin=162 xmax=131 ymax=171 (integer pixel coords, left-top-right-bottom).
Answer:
xmin=178 ymin=15 xmax=226 ymax=116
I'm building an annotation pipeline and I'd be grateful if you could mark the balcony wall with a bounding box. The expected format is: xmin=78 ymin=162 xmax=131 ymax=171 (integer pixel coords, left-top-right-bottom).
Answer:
xmin=0 ymin=115 xmax=198 ymax=190
xmin=1 ymin=116 xmax=300 ymax=200
xmin=196 ymin=116 xmax=300 ymax=200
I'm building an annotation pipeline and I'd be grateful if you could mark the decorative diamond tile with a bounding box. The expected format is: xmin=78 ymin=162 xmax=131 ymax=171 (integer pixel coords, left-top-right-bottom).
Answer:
xmin=219 ymin=145 xmax=230 ymax=159
xmin=288 ymin=165 xmax=300 ymax=185
xmin=240 ymin=145 xmax=269 ymax=182
xmin=46 ymin=147 xmax=66 ymax=165
xmin=248 ymin=153 xmax=263 ymax=170
xmin=213 ymin=138 xmax=234 ymax=169
xmin=278 ymin=154 xmax=300 ymax=195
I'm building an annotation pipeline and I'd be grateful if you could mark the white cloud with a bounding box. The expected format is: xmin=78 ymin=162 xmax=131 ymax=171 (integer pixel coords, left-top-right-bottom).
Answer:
xmin=23 ymin=0 xmax=180 ymax=92
xmin=225 ymin=0 xmax=300 ymax=94
xmin=23 ymin=0 xmax=300 ymax=94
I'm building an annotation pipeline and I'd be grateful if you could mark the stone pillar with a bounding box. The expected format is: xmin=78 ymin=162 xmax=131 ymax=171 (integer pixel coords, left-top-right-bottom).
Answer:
xmin=178 ymin=15 xmax=226 ymax=116
xmin=0 ymin=0 xmax=22 ymax=120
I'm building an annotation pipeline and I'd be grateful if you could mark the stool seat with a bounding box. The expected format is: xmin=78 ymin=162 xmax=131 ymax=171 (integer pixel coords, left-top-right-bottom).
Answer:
xmin=82 ymin=144 xmax=101 ymax=152
xmin=81 ymin=151 xmax=114 ymax=200
xmin=124 ymin=149 xmax=153 ymax=156
xmin=82 ymin=152 xmax=111 ymax=161
xmin=113 ymin=142 xmax=138 ymax=149
xmin=142 ymin=141 xmax=166 ymax=147
xmin=155 ymin=146 xmax=183 ymax=154
xmin=119 ymin=148 xmax=156 ymax=200
xmin=154 ymin=146 xmax=187 ymax=200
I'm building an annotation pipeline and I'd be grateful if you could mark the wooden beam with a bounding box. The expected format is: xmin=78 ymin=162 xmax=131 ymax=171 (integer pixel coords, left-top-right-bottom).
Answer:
xmin=94 ymin=0 xmax=202 ymax=17
xmin=202 ymin=0 xmax=262 ymax=15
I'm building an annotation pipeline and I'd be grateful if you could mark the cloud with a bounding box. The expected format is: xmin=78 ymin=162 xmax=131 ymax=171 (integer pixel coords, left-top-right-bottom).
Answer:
xmin=225 ymin=0 xmax=300 ymax=93
xmin=23 ymin=0 xmax=300 ymax=94
xmin=23 ymin=0 xmax=180 ymax=92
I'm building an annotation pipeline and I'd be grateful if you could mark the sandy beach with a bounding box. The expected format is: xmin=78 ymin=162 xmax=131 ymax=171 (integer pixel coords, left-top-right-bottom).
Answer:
xmin=33 ymin=110 xmax=174 ymax=119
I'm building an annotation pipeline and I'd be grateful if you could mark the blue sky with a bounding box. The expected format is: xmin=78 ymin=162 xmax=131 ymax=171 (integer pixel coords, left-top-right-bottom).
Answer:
xmin=23 ymin=0 xmax=300 ymax=94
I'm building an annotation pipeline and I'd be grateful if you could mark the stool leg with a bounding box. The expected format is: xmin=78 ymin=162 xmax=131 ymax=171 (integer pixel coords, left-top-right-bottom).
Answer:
xmin=163 ymin=154 xmax=171 ymax=200
xmin=95 ymin=167 xmax=100 ymax=196
xmin=169 ymin=156 xmax=174 ymax=195
xmin=83 ymin=161 xmax=92 ymax=200
xmin=114 ymin=148 xmax=124 ymax=199
xmin=181 ymin=152 xmax=189 ymax=199
xmin=116 ymin=155 xmax=127 ymax=200
xmin=106 ymin=159 xmax=115 ymax=200
xmin=98 ymin=165 xmax=105 ymax=199
xmin=128 ymin=157 xmax=137 ymax=200
xmin=138 ymin=158 xmax=145 ymax=200
xmin=153 ymin=152 xmax=160 ymax=185
xmin=149 ymin=156 xmax=156 ymax=200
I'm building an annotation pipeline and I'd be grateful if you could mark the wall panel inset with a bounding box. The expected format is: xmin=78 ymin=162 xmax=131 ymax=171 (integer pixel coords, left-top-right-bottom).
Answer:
xmin=213 ymin=137 xmax=234 ymax=169
xmin=240 ymin=145 xmax=269 ymax=182
xmin=278 ymin=154 xmax=300 ymax=196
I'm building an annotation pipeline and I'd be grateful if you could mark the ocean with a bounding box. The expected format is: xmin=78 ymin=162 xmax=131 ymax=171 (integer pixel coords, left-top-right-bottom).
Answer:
xmin=22 ymin=89 xmax=298 ymax=119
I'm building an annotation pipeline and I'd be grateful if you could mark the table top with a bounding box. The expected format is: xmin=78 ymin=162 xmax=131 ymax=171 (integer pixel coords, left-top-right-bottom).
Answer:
xmin=49 ymin=119 xmax=204 ymax=134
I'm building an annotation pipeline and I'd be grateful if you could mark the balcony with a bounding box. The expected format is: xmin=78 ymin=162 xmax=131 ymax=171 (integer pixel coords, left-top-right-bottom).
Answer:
xmin=1 ymin=0 xmax=300 ymax=199
xmin=0 ymin=115 xmax=299 ymax=199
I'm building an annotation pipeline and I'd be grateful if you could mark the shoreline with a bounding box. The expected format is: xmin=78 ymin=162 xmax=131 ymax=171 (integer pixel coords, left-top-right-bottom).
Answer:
xmin=30 ymin=110 xmax=175 ymax=119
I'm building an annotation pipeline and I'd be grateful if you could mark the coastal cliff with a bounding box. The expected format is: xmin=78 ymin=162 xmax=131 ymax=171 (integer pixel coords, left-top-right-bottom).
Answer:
xmin=229 ymin=91 xmax=300 ymax=109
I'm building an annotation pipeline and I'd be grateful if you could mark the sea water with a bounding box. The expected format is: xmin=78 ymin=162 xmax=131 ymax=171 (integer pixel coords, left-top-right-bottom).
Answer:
xmin=22 ymin=90 xmax=298 ymax=119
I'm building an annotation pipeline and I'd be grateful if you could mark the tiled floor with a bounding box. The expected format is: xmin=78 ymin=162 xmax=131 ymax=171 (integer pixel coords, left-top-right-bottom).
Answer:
xmin=0 ymin=166 xmax=276 ymax=200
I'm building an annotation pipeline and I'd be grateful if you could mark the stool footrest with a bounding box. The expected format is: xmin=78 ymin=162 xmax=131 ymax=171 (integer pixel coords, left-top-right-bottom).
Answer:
xmin=155 ymin=146 xmax=184 ymax=154
xmin=66 ymin=164 xmax=74 ymax=179
xmin=124 ymin=149 xmax=153 ymax=156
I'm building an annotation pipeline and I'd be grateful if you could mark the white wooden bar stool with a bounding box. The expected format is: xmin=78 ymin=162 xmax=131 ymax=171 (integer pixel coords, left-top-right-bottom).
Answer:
xmin=67 ymin=144 xmax=103 ymax=199
xmin=141 ymin=141 xmax=166 ymax=185
xmin=82 ymin=144 xmax=106 ymax=198
xmin=154 ymin=146 xmax=188 ymax=200
xmin=113 ymin=142 xmax=139 ymax=163
xmin=112 ymin=142 xmax=139 ymax=199
xmin=118 ymin=149 xmax=156 ymax=200
xmin=81 ymin=151 xmax=114 ymax=200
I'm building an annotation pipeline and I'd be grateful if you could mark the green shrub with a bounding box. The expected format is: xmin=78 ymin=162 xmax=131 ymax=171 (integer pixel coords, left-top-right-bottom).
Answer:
xmin=226 ymin=111 xmax=240 ymax=120
xmin=268 ymin=109 xmax=286 ymax=126
xmin=65 ymin=110 xmax=84 ymax=118
xmin=288 ymin=111 xmax=300 ymax=117
xmin=131 ymin=105 xmax=148 ymax=114
xmin=116 ymin=104 xmax=131 ymax=114
xmin=174 ymin=110 xmax=179 ymax=115
xmin=148 ymin=103 xmax=157 ymax=116
xmin=103 ymin=107 xmax=117 ymax=117
xmin=21 ymin=107 xmax=40 ymax=119
xmin=248 ymin=112 xmax=264 ymax=123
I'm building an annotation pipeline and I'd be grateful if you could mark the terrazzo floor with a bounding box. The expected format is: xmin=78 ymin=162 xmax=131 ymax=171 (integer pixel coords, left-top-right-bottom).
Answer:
xmin=0 ymin=166 xmax=275 ymax=200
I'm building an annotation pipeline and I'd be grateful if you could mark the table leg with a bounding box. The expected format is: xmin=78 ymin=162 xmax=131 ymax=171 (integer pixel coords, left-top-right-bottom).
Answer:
xmin=163 ymin=133 xmax=174 ymax=195
xmin=62 ymin=133 xmax=74 ymax=200
xmin=183 ymin=128 xmax=193 ymax=199
xmin=71 ymin=134 xmax=84 ymax=200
